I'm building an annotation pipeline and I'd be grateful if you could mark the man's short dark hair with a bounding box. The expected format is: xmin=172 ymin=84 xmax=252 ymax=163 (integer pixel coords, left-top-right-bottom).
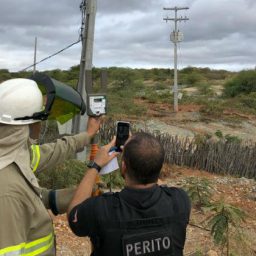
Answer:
xmin=123 ymin=132 xmax=164 ymax=184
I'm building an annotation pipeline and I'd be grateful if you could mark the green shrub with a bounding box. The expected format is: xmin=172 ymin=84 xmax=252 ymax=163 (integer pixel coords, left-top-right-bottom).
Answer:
xmin=102 ymin=170 xmax=124 ymax=190
xmin=214 ymin=130 xmax=241 ymax=144
xmin=0 ymin=69 xmax=12 ymax=82
xmin=154 ymin=83 xmax=167 ymax=90
xmin=193 ymin=249 xmax=204 ymax=256
xmin=199 ymin=100 xmax=224 ymax=118
xmin=189 ymin=72 xmax=204 ymax=85
xmin=239 ymin=92 xmax=256 ymax=109
xmin=196 ymin=82 xmax=214 ymax=96
xmin=207 ymin=200 xmax=246 ymax=255
xmin=142 ymin=87 xmax=171 ymax=104
xmin=224 ymin=70 xmax=256 ymax=97
xmin=180 ymin=67 xmax=205 ymax=86
xmin=107 ymin=84 xmax=146 ymax=117
xmin=37 ymin=159 xmax=86 ymax=189
xmin=215 ymin=130 xmax=223 ymax=138
xmin=224 ymin=134 xmax=241 ymax=144
xmin=183 ymin=177 xmax=213 ymax=209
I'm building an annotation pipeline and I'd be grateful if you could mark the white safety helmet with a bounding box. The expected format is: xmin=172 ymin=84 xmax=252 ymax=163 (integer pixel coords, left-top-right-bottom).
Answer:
xmin=0 ymin=78 xmax=43 ymax=125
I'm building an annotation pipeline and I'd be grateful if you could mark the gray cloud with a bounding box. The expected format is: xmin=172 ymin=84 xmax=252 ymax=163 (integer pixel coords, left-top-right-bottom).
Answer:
xmin=0 ymin=0 xmax=255 ymax=72
xmin=97 ymin=0 xmax=155 ymax=14
xmin=0 ymin=0 xmax=80 ymax=26
xmin=184 ymin=0 xmax=256 ymax=41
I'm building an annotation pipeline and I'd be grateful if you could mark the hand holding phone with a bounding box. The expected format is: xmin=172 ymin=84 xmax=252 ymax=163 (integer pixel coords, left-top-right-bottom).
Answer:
xmin=115 ymin=121 xmax=130 ymax=152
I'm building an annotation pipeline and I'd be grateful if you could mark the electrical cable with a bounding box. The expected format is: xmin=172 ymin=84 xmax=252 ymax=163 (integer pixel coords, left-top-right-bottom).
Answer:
xmin=20 ymin=0 xmax=86 ymax=72
xmin=20 ymin=40 xmax=81 ymax=72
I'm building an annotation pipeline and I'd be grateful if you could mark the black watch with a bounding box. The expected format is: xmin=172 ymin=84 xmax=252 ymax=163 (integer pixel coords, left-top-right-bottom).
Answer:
xmin=87 ymin=161 xmax=102 ymax=173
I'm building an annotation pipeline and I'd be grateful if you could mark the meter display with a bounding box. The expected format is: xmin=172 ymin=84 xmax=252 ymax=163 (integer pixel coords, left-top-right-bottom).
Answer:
xmin=87 ymin=94 xmax=106 ymax=116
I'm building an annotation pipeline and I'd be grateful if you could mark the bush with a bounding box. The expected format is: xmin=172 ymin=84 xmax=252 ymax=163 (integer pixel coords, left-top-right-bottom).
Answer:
xmin=143 ymin=88 xmax=171 ymax=104
xmin=154 ymin=83 xmax=167 ymax=90
xmin=224 ymin=70 xmax=256 ymax=97
xmin=196 ymin=82 xmax=214 ymax=96
xmin=37 ymin=159 xmax=86 ymax=189
xmin=0 ymin=69 xmax=12 ymax=82
xmin=224 ymin=134 xmax=241 ymax=144
xmin=239 ymin=92 xmax=256 ymax=109
xmin=183 ymin=177 xmax=213 ymax=209
xmin=214 ymin=130 xmax=241 ymax=144
xmin=215 ymin=130 xmax=223 ymax=138
xmin=107 ymin=86 xmax=146 ymax=117
xmin=180 ymin=67 xmax=205 ymax=86
xmin=199 ymin=100 xmax=225 ymax=118
xmin=181 ymin=72 xmax=204 ymax=86
xmin=102 ymin=170 xmax=124 ymax=190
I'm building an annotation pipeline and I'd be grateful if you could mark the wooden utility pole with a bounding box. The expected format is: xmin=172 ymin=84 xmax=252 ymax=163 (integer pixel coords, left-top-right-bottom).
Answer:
xmin=72 ymin=0 xmax=97 ymax=159
xmin=163 ymin=7 xmax=189 ymax=112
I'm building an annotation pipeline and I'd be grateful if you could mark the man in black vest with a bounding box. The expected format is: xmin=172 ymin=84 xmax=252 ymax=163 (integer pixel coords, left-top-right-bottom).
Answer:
xmin=68 ymin=132 xmax=191 ymax=256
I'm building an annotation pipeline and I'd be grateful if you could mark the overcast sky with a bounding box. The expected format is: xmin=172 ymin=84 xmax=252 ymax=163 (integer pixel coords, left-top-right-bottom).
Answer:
xmin=0 ymin=0 xmax=255 ymax=72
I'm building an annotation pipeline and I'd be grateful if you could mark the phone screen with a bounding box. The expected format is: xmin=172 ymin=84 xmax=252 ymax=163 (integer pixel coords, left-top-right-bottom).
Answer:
xmin=116 ymin=122 xmax=130 ymax=150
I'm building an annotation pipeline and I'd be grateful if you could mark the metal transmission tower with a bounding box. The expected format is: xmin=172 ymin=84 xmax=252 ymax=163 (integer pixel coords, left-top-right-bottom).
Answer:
xmin=72 ymin=0 xmax=97 ymax=159
xmin=163 ymin=7 xmax=189 ymax=112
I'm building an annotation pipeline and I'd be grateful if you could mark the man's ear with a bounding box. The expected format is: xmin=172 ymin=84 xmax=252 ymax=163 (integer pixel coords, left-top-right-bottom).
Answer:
xmin=29 ymin=122 xmax=42 ymax=140
xmin=121 ymin=160 xmax=126 ymax=178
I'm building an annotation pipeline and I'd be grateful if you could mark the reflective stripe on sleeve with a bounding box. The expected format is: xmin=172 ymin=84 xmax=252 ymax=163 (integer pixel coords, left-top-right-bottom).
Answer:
xmin=30 ymin=145 xmax=41 ymax=172
xmin=0 ymin=232 xmax=54 ymax=256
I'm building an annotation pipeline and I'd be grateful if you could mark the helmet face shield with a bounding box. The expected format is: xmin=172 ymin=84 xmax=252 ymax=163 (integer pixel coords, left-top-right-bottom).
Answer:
xmin=30 ymin=72 xmax=86 ymax=124
xmin=0 ymin=73 xmax=86 ymax=125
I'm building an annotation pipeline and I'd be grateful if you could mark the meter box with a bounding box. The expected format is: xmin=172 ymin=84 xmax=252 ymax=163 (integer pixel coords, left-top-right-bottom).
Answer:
xmin=87 ymin=94 xmax=107 ymax=116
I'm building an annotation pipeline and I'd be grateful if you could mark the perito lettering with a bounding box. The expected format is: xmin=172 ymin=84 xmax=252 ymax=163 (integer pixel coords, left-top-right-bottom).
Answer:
xmin=125 ymin=236 xmax=171 ymax=256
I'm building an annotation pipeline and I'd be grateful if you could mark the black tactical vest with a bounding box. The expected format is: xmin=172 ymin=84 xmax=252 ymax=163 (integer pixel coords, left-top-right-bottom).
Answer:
xmin=90 ymin=186 xmax=189 ymax=256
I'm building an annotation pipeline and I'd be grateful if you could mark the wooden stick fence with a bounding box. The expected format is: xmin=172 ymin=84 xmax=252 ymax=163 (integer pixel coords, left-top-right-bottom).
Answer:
xmin=99 ymin=119 xmax=256 ymax=179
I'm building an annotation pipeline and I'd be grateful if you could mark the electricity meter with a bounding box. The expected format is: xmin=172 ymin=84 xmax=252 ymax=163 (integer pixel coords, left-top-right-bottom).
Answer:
xmin=87 ymin=94 xmax=107 ymax=116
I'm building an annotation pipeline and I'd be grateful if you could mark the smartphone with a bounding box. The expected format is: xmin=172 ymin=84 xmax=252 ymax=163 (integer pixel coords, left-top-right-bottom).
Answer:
xmin=116 ymin=121 xmax=130 ymax=151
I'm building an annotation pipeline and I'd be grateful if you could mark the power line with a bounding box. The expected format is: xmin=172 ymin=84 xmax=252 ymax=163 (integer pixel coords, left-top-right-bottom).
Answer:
xmin=20 ymin=0 xmax=86 ymax=72
xmin=20 ymin=39 xmax=81 ymax=72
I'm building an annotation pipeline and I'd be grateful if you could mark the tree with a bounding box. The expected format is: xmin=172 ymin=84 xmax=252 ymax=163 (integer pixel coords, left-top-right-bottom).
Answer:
xmin=0 ymin=69 xmax=12 ymax=82
xmin=207 ymin=200 xmax=246 ymax=256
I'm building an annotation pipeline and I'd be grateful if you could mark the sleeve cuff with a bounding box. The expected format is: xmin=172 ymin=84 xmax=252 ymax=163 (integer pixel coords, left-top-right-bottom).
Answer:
xmin=70 ymin=132 xmax=91 ymax=152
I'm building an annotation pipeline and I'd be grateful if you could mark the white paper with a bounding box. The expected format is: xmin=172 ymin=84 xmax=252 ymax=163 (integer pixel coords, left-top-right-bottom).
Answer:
xmin=100 ymin=152 xmax=119 ymax=175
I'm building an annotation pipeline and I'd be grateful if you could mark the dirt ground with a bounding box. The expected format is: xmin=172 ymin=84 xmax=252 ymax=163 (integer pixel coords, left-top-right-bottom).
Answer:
xmin=54 ymin=166 xmax=256 ymax=256
xmin=134 ymin=99 xmax=256 ymax=143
